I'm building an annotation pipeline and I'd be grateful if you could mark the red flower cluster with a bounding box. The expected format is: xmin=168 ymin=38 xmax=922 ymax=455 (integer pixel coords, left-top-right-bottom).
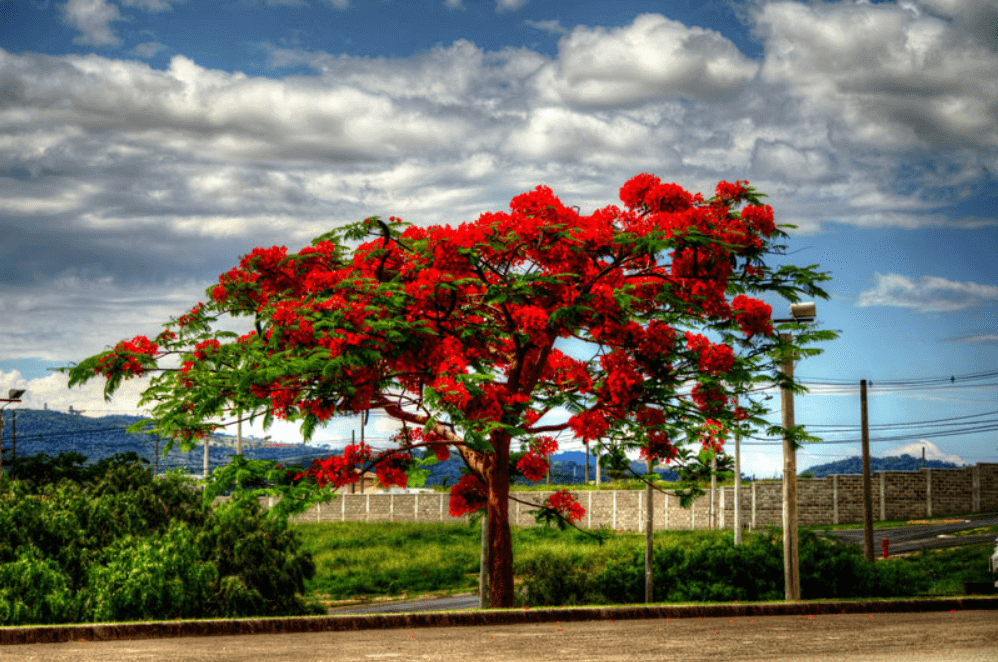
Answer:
xmin=449 ymin=474 xmax=488 ymax=517
xmin=568 ymin=409 xmax=609 ymax=442
xmin=691 ymin=383 xmax=729 ymax=416
xmin=685 ymin=332 xmax=735 ymax=376
xmin=636 ymin=407 xmax=676 ymax=463
xmin=94 ymin=335 xmax=159 ymax=378
xmin=741 ymin=204 xmax=776 ymax=237
xmin=303 ymin=443 xmax=374 ymax=489
xmin=517 ymin=436 xmax=558 ymax=482
xmin=731 ymin=295 xmax=773 ymax=339
xmin=619 ymin=173 xmax=693 ymax=213
xmin=374 ymin=451 xmax=411 ymax=489
xmin=714 ymin=180 xmax=749 ymax=202
xmin=545 ymin=490 xmax=585 ymax=524
xmin=698 ymin=420 xmax=727 ymax=453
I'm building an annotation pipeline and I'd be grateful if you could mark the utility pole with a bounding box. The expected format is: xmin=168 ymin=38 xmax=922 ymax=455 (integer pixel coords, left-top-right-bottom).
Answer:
xmin=594 ymin=441 xmax=601 ymax=486
xmin=775 ymin=302 xmax=814 ymax=602
xmin=861 ymin=379 xmax=875 ymax=562
xmin=780 ymin=332 xmax=799 ymax=601
xmin=11 ymin=410 xmax=16 ymax=472
xmin=584 ymin=439 xmax=589 ymax=483
xmin=1 ymin=390 xmax=25 ymax=475
xmin=645 ymin=456 xmax=654 ymax=603
xmin=709 ymin=453 xmax=717 ymax=529
xmin=479 ymin=512 xmax=489 ymax=608
xmin=734 ymin=396 xmax=742 ymax=545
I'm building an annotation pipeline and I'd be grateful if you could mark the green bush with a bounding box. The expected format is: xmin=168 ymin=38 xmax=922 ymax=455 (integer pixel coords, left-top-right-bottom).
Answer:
xmin=86 ymin=521 xmax=216 ymax=622
xmin=0 ymin=546 xmax=79 ymax=626
xmin=0 ymin=453 xmax=320 ymax=624
xmin=519 ymin=529 xmax=931 ymax=606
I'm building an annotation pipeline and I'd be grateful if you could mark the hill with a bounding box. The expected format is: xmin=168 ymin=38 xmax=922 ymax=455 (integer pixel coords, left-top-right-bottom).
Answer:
xmin=0 ymin=408 xmax=337 ymax=475
xmin=800 ymin=454 xmax=962 ymax=478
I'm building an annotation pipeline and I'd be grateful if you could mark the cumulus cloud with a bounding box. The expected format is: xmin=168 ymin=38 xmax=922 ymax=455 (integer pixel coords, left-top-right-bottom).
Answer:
xmin=61 ymin=0 xmax=123 ymax=46
xmin=755 ymin=0 xmax=998 ymax=150
xmin=2 ymin=7 xmax=996 ymax=361
xmin=884 ymin=439 xmax=964 ymax=465
xmin=536 ymin=13 xmax=758 ymax=107
xmin=60 ymin=0 xmax=177 ymax=47
xmin=857 ymin=273 xmax=998 ymax=312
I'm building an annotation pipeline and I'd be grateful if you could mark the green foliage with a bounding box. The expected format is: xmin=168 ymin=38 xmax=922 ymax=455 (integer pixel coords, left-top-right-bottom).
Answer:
xmin=0 ymin=453 xmax=320 ymax=625
xmin=86 ymin=521 xmax=216 ymax=622
xmin=519 ymin=529 xmax=932 ymax=606
xmin=0 ymin=546 xmax=79 ymax=626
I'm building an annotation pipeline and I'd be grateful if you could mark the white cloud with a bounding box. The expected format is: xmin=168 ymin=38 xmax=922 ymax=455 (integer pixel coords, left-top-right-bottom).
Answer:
xmin=537 ymin=13 xmax=758 ymax=107
xmin=132 ymin=41 xmax=166 ymax=58
xmin=444 ymin=0 xmax=463 ymax=9
xmin=884 ymin=439 xmax=964 ymax=465
xmin=755 ymin=0 xmax=998 ymax=150
xmin=119 ymin=0 xmax=173 ymax=10
xmin=61 ymin=0 xmax=122 ymax=46
xmin=496 ymin=0 xmax=527 ymax=12
xmin=524 ymin=19 xmax=567 ymax=35
xmin=857 ymin=273 xmax=998 ymax=312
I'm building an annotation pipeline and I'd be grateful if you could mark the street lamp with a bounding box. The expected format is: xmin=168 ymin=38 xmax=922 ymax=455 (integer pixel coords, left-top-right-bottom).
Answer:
xmin=774 ymin=303 xmax=815 ymax=601
xmin=0 ymin=389 xmax=26 ymax=475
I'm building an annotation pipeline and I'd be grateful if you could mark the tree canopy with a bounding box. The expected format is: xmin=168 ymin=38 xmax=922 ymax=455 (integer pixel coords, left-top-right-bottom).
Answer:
xmin=68 ymin=174 xmax=833 ymax=607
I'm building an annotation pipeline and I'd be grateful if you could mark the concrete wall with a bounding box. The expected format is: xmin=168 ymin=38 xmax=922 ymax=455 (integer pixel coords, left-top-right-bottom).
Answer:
xmin=225 ymin=462 xmax=998 ymax=531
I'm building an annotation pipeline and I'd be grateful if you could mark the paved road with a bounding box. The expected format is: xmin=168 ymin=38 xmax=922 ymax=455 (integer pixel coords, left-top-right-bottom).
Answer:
xmin=4 ymin=610 xmax=995 ymax=661
xmin=825 ymin=513 xmax=998 ymax=556
xmin=328 ymin=595 xmax=480 ymax=615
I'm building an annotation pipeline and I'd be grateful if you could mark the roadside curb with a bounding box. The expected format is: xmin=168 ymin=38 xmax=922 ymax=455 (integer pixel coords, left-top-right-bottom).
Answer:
xmin=3 ymin=597 xmax=997 ymax=646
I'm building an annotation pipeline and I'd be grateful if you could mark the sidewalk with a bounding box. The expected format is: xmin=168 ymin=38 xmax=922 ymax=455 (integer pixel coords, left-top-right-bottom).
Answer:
xmin=3 ymin=597 xmax=998 ymax=646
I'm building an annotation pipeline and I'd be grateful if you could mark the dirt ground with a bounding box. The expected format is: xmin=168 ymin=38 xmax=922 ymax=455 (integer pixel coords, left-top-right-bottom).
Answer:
xmin=3 ymin=610 xmax=996 ymax=662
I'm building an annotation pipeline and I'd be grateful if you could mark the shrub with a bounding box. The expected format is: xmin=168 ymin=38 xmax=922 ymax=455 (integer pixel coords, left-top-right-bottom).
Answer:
xmin=0 ymin=453 xmax=320 ymax=624
xmin=519 ymin=529 xmax=930 ymax=606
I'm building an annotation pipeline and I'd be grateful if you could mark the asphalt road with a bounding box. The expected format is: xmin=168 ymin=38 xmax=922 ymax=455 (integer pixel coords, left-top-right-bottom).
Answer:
xmin=825 ymin=513 xmax=998 ymax=556
xmin=4 ymin=610 xmax=995 ymax=662
xmin=328 ymin=595 xmax=481 ymax=615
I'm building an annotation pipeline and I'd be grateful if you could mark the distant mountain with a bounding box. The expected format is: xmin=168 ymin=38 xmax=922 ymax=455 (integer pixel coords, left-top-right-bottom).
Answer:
xmin=800 ymin=454 xmax=962 ymax=478
xmin=0 ymin=409 xmax=337 ymax=475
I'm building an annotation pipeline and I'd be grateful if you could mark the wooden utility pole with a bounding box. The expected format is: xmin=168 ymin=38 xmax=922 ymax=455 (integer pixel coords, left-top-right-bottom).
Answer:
xmin=734 ymin=396 xmax=742 ymax=545
xmin=594 ymin=441 xmax=601 ymax=486
xmin=584 ymin=439 xmax=589 ymax=483
xmin=479 ymin=512 xmax=489 ymax=608
xmin=709 ymin=454 xmax=717 ymax=529
xmin=645 ymin=456 xmax=654 ymax=603
xmin=780 ymin=333 xmax=800 ymax=601
xmin=861 ymin=379 xmax=875 ymax=562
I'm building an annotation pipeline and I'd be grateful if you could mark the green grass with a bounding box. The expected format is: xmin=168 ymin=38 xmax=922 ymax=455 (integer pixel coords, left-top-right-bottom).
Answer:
xmin=294 ymin=519 xmax=996 ymax=606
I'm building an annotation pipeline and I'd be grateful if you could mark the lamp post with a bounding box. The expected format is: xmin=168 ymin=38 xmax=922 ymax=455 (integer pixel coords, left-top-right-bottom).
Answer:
xmin=0 ymin=389 xmax=26 ymax=475
xmin=774 ymin=303 xmax=815 ymax=602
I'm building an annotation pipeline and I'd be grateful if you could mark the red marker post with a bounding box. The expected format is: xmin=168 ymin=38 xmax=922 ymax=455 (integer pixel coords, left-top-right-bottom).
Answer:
xmin=882 ymin=537 xmax=889 ymax=559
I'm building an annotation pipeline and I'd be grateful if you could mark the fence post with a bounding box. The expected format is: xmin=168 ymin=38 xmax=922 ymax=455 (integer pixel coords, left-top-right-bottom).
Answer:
xmin=926 ymin=468 xmax=933 ymax=517
xmin=832 ymin=476 xmax=838 ymax=525
xmin=879 ymin=473 xmax=886 ymax=521
xmin=973 ymin=465 xmax=981 ymax=512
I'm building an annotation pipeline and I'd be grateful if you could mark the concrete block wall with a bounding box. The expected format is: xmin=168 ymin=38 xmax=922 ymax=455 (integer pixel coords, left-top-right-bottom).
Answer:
xmin=218 ymin=462 xmax=998 ymax=531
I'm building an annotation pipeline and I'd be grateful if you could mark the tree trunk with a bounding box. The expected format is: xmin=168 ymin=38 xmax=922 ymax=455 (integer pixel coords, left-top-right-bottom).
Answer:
xmin=485 ymin=439 xmax=515 ymax=608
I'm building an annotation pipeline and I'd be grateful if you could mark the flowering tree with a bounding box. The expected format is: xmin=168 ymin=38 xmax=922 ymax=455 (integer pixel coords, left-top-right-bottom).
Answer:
xmin=67 ymin=174 xmax=832 ymax=608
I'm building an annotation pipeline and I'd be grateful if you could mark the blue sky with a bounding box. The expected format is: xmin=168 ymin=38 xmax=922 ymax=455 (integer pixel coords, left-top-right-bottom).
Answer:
xmin=1 ymin=0 xmax=997 ymax=477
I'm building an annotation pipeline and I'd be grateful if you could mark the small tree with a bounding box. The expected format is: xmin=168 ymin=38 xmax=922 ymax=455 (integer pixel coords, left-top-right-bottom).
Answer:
xmin=68 ymin=174 xmax=832 ymax=607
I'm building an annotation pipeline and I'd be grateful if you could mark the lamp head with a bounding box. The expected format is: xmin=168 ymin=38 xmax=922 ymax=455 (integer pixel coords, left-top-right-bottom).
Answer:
xmin=8 ymin=389 xmax=25 ymax=400
xmin=789 ymin=302 xmax=816 ymax=321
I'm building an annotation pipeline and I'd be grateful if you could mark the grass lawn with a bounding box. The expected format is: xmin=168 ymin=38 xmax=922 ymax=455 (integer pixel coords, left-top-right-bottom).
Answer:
xmin=293 ymin=518 xmax=996 ymax=607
